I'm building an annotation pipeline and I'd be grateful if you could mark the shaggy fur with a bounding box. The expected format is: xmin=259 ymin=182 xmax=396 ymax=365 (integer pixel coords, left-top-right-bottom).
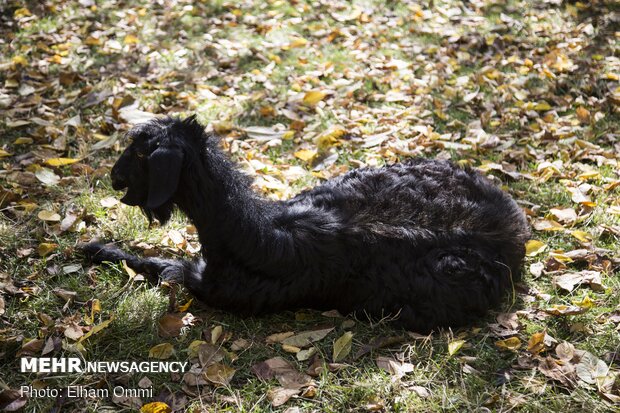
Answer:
xmin=83 ymin=116 xmax=530 ymax=332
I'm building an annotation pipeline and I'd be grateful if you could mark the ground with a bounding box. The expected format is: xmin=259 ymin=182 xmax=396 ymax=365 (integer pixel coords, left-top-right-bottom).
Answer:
xmin=0 ymin=0 xmax=619 ymax=412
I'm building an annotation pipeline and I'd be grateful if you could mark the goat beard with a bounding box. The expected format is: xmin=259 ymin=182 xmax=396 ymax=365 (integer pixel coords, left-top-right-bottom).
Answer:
xmin=141 ymin=202 xmax=174 ymax=225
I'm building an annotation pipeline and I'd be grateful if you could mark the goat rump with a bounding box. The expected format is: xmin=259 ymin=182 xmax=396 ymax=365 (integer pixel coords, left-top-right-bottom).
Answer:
xmin=83 ymin=116 xmax=530 ymax=332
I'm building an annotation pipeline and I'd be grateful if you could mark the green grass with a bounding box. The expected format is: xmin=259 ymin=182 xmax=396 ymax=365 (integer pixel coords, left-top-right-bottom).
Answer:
xmin=1 ymin=0 xmax=619 ymax=411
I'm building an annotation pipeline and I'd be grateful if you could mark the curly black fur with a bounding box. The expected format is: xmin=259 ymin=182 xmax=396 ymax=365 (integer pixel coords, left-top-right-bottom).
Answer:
xmin=83 ymin=116 xmax=530 ymax=332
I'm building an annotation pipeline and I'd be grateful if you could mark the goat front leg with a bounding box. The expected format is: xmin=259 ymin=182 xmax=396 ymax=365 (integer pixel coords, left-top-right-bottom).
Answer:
xmin=81 ymin=242 xmax=204 ymax=285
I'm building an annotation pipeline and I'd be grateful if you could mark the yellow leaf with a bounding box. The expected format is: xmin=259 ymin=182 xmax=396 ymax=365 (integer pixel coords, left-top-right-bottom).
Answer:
xmin=288 ymin=37 xmax=308 ymax=48
xmin=573 ymin=295 xmax=594 ymax=309
xmin=332 ymin=331 xmax=353 ymax=362
xmin=79 ymin=316 xmax=114 ymax=343
xmin=527 ymin=331 xmax=546 ymax=355
xmin=534 ymin=101 xmax=552 ymax=111
xmin=140 ymin=402 xmax=172 ymax=413
xmin=187 ymin=340 xmax=207 ymax=358
xmin=317 ymin=128 xmax=346 ymax=150
xmin=37 ymin=243 xmax=58 ymax=257
xmin=571 ymin=230 xmax=592 ymax=243
xmin=525 ymin=240 xmax=547 ymax=256
xmin=11 ymin=55 xmax=28 ymax=66
xmin=448 ymin=339 xmax=465 ymax=356
xmin=148 ymin=343 xmax=174 ymax=359
xmin=303 ymin=90 xmax=327 ymax=105
xmin=576 ymin=107 xmax=590 ymax=123
xmin=211 ymin=325 xmax=223 ymax=344
xmin=604 ymin=73 xmax=619 ymax=81
xmin=38 ymin=210 xmax=61 ymax=222
xmin=124 ymin=34 xmax=139 ymax=45
xmin=282 ymin=344 xmax=301 ymax=353
xmin=282 ymin=131 xmax=295 ymax=140
xmin=85 ymin=36 xmax=102 ymax=46
xmin=13 ymin=8 xmax=31 ymax=18
xmin=177 ymin=298 xmax=193 ymax=312
xmin=14 ymin=137 xmax=33 ymax=145
xmin=495 ymin=337 xmax=522 ymax=351
xmin=121 ymin=260 xmax=136 ymax=279
xmin=44 ymin=157 xmax=81 ymax=167
xmin=294 ymin=149 xmax=317 ymax=162
xmin=0 ymin=149 xmax=13 ymax=158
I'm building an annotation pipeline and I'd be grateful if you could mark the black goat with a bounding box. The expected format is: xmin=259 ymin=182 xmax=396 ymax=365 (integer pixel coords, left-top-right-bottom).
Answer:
xmin=83 ymin=116 xmax=530 ymax=332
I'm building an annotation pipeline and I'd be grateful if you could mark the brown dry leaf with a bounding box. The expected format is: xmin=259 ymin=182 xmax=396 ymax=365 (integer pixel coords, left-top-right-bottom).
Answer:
xmin=538 ymin=356 xmax=576 ymax=387
xmin=149 ymin=343 xmax=174 ymax=359
xmin=204 ymin=363 xmax=236 ymax=386
xmin=376 ymin=356 xmax=414 ymax=379
xmin=354 ymin=336 xmax=407 ymax=360
xmin=268 ymin=387 xmax=300 ymax=407
xmin=53 ymin=288 xmax=76 ymax=303
xmin=198 ymin=343 xmax=225 ymax=367
xmin=18 ymin=338 xmax=45 ymax=356
xmin=251 ymin=357 xmax=312 ymax=389
xmin=158 ymin=313 xmax=194 ymax=338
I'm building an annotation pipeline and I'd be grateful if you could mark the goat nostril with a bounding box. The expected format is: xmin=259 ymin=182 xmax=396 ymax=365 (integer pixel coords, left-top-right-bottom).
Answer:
xmin=111 ymin=174 xmax=127 ymax=190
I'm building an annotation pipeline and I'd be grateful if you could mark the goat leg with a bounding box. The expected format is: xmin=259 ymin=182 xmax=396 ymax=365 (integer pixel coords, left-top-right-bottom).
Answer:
xmin=80 ymin=242 xmax=201 ymax=284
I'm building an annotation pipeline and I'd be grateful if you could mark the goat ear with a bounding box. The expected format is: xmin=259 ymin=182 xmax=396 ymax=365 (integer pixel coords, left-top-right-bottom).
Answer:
xmin=146 ymin=146 xmax=184 ymax=209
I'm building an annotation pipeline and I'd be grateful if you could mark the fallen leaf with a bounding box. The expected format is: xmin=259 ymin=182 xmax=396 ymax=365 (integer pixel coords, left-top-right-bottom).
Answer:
xmin=252 ymin=357 xmax=312 ymax=389
xmin=38 ymin=210 xmax=61 ymax=222
xmin=281 ymin=328 xmax=334 ymax=348
xmin=495 ymin=337 xmax=522 ymax=352
xmin=35 ymin=168 xmax=60 ymax=186
xmin=268 ymin=387 xmax=299 ymax=407
xmin=294 ymin=149 xmax=317 ymax=163
xmin=376 ymin=356 xmax=414 ymax=379
xmin=149 ymin=343 xmax=174 ymax=359
xmin=204 ymin=363 xmax=236 ymax=386
xmin=303 ymin=91 xmax=326 ymax=105
xmin=527 ymin=332 xmax=546 ymax=355
xmin=332 ymin=331 xmax=353 ymax=362
xmin=140 ymin=401 xmax=172 ymax=413
xmin=448 ymin=339 xmax=465 ymax=356
xmin=45 ymin=157 xmax=81 ymax=167
xmin=525 ymin=240 xmax=547 ymax=256
xmin=79 ymin=316 xmax=114 ymax=342
xmin=552 ymin=271 xmax=603 ymax=292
